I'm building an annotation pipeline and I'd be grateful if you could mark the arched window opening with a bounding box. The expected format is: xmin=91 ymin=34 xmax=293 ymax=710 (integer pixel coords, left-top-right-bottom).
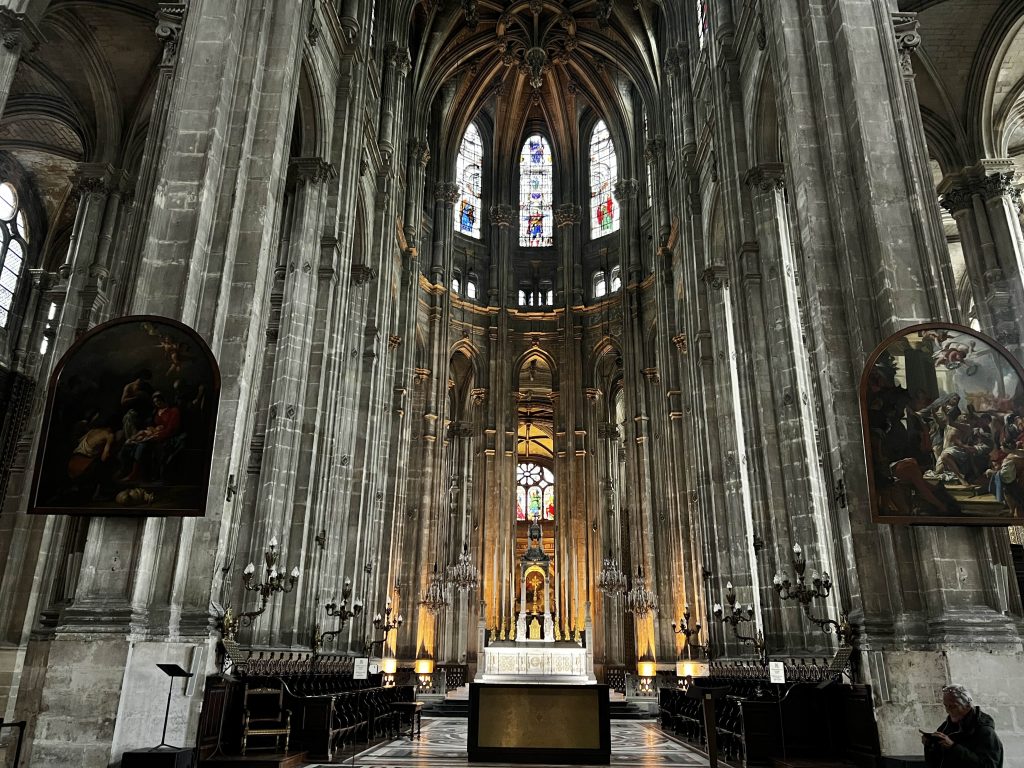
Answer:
xmin=697 ymin=0 xmax=709 ymax=50
xmin=589 ymin=121 xmax=619 ymax=238
xmin=466 ymin=279 xmax=478 ymax=300
xmin=0 ymin=181 xmax=30 ymax=329
xmin=516 ymin=461 xmax=555 ymax=521
xmin=593 ymin=271 xmax=607 ymax=298
xmin=643 ymin=112 xmax=654 ymax=210
xmin=451 ymin=276 xmax=461 ymax=295
xmin=519 ymin=135 xmax=553 ymax=247
xmin=39 ymin=301 xmax=56 ymax=355
xmin=454 ymin=122 xmax=483 ymax=238
xmin=518 ymin=289 xmax=529 ymax=306
xmin=610 ymin=265 xmax=621 ymax=293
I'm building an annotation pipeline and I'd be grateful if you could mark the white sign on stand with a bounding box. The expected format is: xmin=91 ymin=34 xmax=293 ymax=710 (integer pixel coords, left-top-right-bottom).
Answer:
xmin=768 ymin=661 xmax=786 ymax=684
xmin=354 ymin=657 xmax=369 ymax=680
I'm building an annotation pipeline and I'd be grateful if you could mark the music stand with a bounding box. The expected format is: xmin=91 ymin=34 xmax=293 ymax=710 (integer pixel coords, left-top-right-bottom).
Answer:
xmin=153 ymin=663 xmax=194 ymax=751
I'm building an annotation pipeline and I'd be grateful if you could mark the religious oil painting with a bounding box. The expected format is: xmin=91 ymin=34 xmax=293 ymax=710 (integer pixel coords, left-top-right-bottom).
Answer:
xmin=862 ymin=323 xmax=1024 ymax=525
xmin=30 ymin=315 xmax=220 ymax=517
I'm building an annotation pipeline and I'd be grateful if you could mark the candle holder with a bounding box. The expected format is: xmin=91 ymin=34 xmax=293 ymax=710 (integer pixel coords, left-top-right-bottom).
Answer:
xmin=314 ymin=576 xmax=363 ymax=653
xmin=712 ymin=582 xmax=767 ymax=664
xmin=623 ymin=565 xmax=658 ymax=617
xmin=597 ymin=550 xmax=627 ymax=595
xmin=773 ymin=543 xmax=855 ymax=646
xmin=670 ymin=603 xmax=706 ymax=659
xmin=363 ymin=593 xmax=404 ymax=656
xmin=222 ymin=536 xmax=300 ymax=640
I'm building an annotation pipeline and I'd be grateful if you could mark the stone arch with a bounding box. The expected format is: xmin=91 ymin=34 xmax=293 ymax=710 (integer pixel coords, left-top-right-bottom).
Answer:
xmin=967 ymin=0 xmax=1024 ymax=157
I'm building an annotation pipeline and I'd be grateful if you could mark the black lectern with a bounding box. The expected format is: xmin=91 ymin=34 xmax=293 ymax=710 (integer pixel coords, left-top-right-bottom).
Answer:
xmin=121 ymin=664 xmax=196 ymax=768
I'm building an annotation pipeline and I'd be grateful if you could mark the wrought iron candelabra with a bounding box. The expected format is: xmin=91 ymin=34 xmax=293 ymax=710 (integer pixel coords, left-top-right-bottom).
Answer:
xmin=712 ymin=582 xmax=766 ymax=664
xmin=223 ymin=536 xmax=300 ymax=640
xmin=314 ymin=576 xmax=363 ymax=653
xmin=773 ymin=543 xmax=854 ymax=645
xmin=671 ymin=604 xmax=705 ymax=658
xmin=365 ymin=594 xmax=404 ymax=656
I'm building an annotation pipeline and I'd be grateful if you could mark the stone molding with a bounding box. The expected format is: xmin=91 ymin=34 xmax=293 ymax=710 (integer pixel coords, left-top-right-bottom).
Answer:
xmin=0 ymin=8 xmax=41 ymax=55
xmin=156 ymin=3 xmax=188 ymax=67
xmin=350 ymin=263 xmax=378 ymax=286
xmin=644 ymin=137 xmax=665 ymax=163
xmin=940 ymin=168 xmax=1020 ymax=213
xmin=613 ymin=178 xmax=639 ymax=202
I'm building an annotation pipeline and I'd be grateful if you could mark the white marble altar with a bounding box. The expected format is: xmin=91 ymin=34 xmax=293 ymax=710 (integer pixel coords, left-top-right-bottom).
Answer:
xmin=475 ymin=644 xmax=596 ymax=684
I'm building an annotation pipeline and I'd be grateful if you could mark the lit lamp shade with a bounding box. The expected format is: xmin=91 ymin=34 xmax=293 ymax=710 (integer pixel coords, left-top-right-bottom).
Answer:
xmin=414 ymin=658 xmax=435 ymax=676
xmin=676 ymin=660 xmax=709 ymax=679
xmin=637 ymin=661 xmax=657 ymax=679
xmin=381 ymin=657 xmax=398 ymax=675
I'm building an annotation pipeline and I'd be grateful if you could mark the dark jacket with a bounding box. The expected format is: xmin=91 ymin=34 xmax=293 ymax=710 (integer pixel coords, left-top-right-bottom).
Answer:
xmin=924 ymin=708 xmax=1003 ymax=768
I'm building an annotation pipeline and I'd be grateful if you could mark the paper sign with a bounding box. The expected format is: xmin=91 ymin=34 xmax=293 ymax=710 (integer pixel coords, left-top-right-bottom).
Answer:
xmin=353 ymin=657 xmax=369 ymax=680
xmin=769 ymin=661 xmax=785 ymax=684
xmin=369 ymin=663 xmax=380 ymax=675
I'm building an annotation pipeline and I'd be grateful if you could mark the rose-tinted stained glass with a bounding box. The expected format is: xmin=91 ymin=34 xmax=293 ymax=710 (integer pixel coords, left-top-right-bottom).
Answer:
xmin=589 ymin=121 xmax=619 ymax=239
xmin=516 ymin=461 xmax=555 ymax=520
xmin=519 ymin=135 xmax=553 ymax=247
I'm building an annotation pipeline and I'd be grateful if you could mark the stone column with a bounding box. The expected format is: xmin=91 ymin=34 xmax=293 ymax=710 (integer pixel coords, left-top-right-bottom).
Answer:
xmin=0 ymin=9 xmax=40 ymax=120
xmin=614 ymin=179 xmax=641 ymax=281
xmin=488 ymin=204 xmax=514 ymax=306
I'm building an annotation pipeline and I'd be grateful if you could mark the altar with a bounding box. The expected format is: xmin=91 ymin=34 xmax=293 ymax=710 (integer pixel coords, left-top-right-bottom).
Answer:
xmin=476 ymin=643 xmax=595 ymax=684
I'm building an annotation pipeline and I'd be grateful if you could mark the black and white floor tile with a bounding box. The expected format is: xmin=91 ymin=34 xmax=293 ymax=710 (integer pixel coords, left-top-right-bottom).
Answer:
xmin=312 ymin=718 xmax=710 ymax=767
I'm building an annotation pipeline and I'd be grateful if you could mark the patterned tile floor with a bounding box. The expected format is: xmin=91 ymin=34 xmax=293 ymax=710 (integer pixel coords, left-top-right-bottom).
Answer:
xmin=312 ymin=718 xmax=710 ymax=767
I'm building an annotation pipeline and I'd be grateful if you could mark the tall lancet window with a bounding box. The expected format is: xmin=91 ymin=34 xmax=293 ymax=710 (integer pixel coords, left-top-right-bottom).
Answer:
xmin=697 ymin=0 xmax=709 ymax=50
xmin=0 ymin=181 xmax=29 ymax=328
xmin=519 ymin=135 xmax=553 ymax=247
xmin=454 ymin=122 xmax=483 ymax=238
xmin=589 ymin=120 xmax=619 ymax=238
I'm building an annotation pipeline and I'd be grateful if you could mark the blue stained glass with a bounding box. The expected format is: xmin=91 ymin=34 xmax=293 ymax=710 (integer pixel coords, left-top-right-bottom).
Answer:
xmin=519 ymin=135 xmax=553 ymax=247
xmin=454 ymin=122 xmax=484 ymax=238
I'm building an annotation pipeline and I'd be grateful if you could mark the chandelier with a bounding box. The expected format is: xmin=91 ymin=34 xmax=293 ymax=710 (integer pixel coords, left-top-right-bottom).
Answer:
xmin=623 ymin=565 xmax=658 ymax=617
xmin=448 ymin=541 xmax=479 ymax=592
xmin=420 ymin=561 xmax=450 ymax=614
xmin=597 ymin=550 xmax=627 ymax=595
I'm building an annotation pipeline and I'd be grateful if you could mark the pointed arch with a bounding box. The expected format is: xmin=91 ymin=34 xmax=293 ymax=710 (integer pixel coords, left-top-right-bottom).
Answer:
xmin=519 ymin=134 xmax=553 ymax=247
xmin=454 ymin=121 xmax=483 ymax=238
xmin=589 ymin=119 xmax=619 ymax=239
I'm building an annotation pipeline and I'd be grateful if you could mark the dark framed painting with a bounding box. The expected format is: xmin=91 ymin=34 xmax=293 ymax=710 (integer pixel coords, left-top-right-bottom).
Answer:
xmin=861 ymin=323 xmax=1024 ymax=525
xmin=29 ymin=315 xmax=220 ymax=517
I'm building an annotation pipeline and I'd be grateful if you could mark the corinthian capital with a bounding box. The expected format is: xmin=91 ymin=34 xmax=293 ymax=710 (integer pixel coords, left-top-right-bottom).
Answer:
xmin=0 ymin=8 xmax=41 ymax=55
xmin=490 ymin=204 xmax=515 ymax=227
xmin=291 ymin=157 xmax=337 ymax=185
xmin=156 ymin=4 xmax=188 ymax=66
xmin=613 ymin=178 xmax=639 ymax=202
xmin=554 ymin=204 xmax=581 ymax=227
xmin=435 ymin=181 xmax=460 ymax=205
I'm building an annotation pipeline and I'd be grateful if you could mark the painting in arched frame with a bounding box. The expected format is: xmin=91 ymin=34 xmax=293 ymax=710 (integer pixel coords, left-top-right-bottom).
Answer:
xmin=30 ymin=315 xmax=221 ymax=517
xmin=861 ymin=323 xmax=1024 ymax=525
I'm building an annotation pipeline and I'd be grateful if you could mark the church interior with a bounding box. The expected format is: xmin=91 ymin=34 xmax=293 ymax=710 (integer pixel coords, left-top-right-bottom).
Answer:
xmin=0 ymin=0 xmax=1023 ymax=766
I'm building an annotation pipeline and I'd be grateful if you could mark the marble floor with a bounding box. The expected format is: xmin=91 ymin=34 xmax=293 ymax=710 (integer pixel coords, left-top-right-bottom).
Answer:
xmin=313 ymin=718 xmax=711 ymax=767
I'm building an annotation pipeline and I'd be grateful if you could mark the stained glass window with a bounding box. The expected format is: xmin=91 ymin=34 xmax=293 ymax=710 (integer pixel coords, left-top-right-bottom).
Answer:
xmin=454 ymin=122 xmax=483 ymax=238
xmin=516 ymin=461 xmax=555 ymax=520
xmin=0 ymin=181 xmax=30 ymax=329
xmin=589 ymin=121 xmax=619 ymax=239
xmin=519 ymin=135 xmax=553 ymax=247
xmin=697 ymin=0 xmax=709 ymax=50
xmin=643 ymin=112 xmax=653 ymax=210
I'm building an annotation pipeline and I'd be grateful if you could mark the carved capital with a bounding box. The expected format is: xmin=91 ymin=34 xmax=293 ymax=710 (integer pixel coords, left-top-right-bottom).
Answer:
xmin=72 ymin=165 xmax=114 ymax=198
xmin=701 ymin=265 xmax=726 ymax=290
xmin=388 ymin=334 xmax=402 ymax=350
xmin=350 ymin=263 xmax=378 ymax=286
xmin=291 ymin=157 xmax=337 ymax=185
xmin=672 ymin=332 xmax=688 ymax=355
xmin=584 ymin=387 xmax=602 ymax=404
xmin=413 ymin=368 xmax=431 ymax=386
xmin=613 ymin=178 xmax=639 ymax=202
xmin=744 ymin=164 xmax=786 ymax=192
xmin=409 ymin=138 xmax=430 ymax=167
xmin=939 ymin=185 xmax=973 ymax=215
xmin=462 ymin=0 xmax=479 ymax=29
xmin=471 ymin=387 xmax=487 ymax=406
xmin=156 ymin=4 xmax=187 ymax=66
xmin=434 ymin=181 xmax=460 ymax=205
xmin=644 ymin=138 xmax=665 ymax=163
xmin=554 ymin=203 xmax=581 ymax=228
xmin=597 ymin=422 xmax=619 ymax=440
xmin=490 ymin=203 xmax=516 ymax=227
xmin=642 ymin=367 xmax=661 ymax=385
xmin=0 ymin=8 xmax=41 ymax=55
xmin=892 ymin=13 xmax=921 ymax=77
xmin=979 ymin=171 xmax=1016 ymax=200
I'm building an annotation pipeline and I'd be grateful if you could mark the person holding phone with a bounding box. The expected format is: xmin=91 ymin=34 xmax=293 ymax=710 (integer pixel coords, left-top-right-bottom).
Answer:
xmin=922 ymin=684 xmax=1003 ymax=767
